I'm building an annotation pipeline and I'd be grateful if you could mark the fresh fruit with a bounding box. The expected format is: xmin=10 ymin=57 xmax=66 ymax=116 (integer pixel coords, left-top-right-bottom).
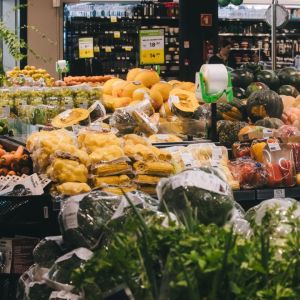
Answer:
xmin=231 ymin=69 xmax=254 ymax=89
xmin=134 ymin=70 xmax=160 ymax=88
xmin=247 ymin=90 xmax=283 ymax=122
xmin=218 ymin=0 xmax=230 ymax=7
xmin=281 ymin=95 xmax=296 ymax=111
xmin=246 ymin=82 xmax=269 ymax=97
xmin=278 ymin=67 xmax=300 ymax=90
xmin=121 ymin=81 xmax=145 ymax=98
xmin=150 ymin=89 xmax=164 ymax=111
xmin=126 ymin=68 xmax=143 ymax=81
xmin=169 ymin=89 xmax=199 ymax=117
xmin=151 ymin=82 xmax=173 ymax=102
xmin=103 ymin=78 xmax=123 ymax=95
xmin=51 ymin=108 xmax=90 ymax=128
xmin=111 ymin=80 xmax=128 ymax=97
xmin=132 ymin=88 xmax=150 ymax=101
xmin=231 ymin=0 xmax=243 ymax=5
xmin=255 ymin=70 xmax=280 ymax=91
xmin=255 ymin=117 xmax=284 ymax=129
xmin=278 ymin=85 xmax=299 ymax=97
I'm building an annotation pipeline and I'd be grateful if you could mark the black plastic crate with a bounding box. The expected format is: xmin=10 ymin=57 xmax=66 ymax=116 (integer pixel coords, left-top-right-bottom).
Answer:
xmin=0 ymin=274 xmax=19 ymax=300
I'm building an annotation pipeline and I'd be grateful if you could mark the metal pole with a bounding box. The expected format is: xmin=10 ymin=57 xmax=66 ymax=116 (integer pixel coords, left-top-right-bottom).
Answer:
xmin=271 ymin=0 xmax=278 ymax=71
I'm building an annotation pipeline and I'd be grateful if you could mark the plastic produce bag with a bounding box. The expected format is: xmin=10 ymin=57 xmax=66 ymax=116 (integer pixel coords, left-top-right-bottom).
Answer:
xmin=110 ymin=99 xmax=154 ymax=134
xmin=227 ymin=203 xmax=252 ymax=237
xmin=262 ymin=143 xmax=296 ymax=188
xmin=49 ymin=291 xmax=82 ymax=300
xmin=228 ymin=158 xmax=268 ymax=189
xmin=232 ymin=142 xmax=251 ymax=158
xmin=275 ymin=125 xmax=300 ymax=143
xmin=44 ymin=248 xmax=93 ymax=292
xmin=58 ymin=191 xmax=122 ymax=250
xmin=33 ymin=236 xmax=66 ymax=268
xmin=17 ymin=265 xmax=53 ymax=300
xmin=289 ymin=143 xmax=300 ymax=173
xmin=157 ymin=167 xmax=235 ymax=226
xmin=245 ymin=198 xmax=300 ymax=238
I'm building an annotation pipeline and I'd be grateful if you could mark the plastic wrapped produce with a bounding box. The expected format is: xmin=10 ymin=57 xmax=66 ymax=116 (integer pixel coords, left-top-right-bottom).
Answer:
xmin=17 ymin=265 xmax=53 ymax=300
xmin=262 ymin=143 xmax=296 ymax=187
xmin=227 ymin=203 xmax=252 ymax=237
xmin=275 ymin=125 xmax=300 ymax=143
xmin=33 ymin=236 xmax=65 ymax=268
xmin=289 ymin=143 xmax=300 ymax=173
xmin=58 ymin=191 xmax=122 ymax=250
xmin=49 ymin=291 xmax=82 ymax=300
xmin=44 ymin=248 xmax=93 ymax=292
xmin=232 ymin=142 xmax=251 ymax=158
xmin=228 ymin=158 xmax=268 ymax=189
xmin=157 ymin=167 xmax=235 ymax=226
xmin=245 ymin=198 xmax=300 ymax=239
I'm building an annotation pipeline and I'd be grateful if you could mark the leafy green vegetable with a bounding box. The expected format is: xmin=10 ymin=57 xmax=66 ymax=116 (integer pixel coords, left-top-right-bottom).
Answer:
xmin=157 ymin=167 xmax=235 ymax=226
xmin=72 ymin=197 xmax=300 ymax=300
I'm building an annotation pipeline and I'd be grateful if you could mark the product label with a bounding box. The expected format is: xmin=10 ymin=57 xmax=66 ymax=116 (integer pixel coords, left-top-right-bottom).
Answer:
xmin=114 ymin=31 xmax=121 ymax=39
xmin=211 ymin=147 xmax=223 ymax=167
xmin=171 ymin=170 xmax=229 ymax=196
xmin=268 ymin=141 xmax=281 ymax=152
xmin=79 ymin=37 xmax=94 ymax=59
xmin=139 ymin=29 xmax=165 ymax=65
xmin=62 ymin=200 xmax=80 ymax=231
xmin=274 ymin=189 xmax=285 ymax=199
xmin=181 ymin=152 xmax=195 ymax=168
xmin=263 ymin=128 xmax=274 ymax=139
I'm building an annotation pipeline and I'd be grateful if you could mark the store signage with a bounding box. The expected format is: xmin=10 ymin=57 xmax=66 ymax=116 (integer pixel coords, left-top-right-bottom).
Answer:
xmin=201 ymin=14 xmax=212 ymax=27
xmin=139 ymin=29 xmax=165 ymax=65
xmin=79 ymin=37 xmax=94 ymax=59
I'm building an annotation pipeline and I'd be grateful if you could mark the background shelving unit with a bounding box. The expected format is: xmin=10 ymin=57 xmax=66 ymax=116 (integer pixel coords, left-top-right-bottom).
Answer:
xmin=218 ymin=4 xmax=300 ymax=69
xmin=64 ymin=1 xmax=180 ymax=79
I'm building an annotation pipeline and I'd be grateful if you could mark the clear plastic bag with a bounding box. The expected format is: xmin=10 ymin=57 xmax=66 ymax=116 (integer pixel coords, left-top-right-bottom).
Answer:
xmin=245 ymin=198 xmax=300 ymax=238
xmin=262 ymin=143 xmax=296 ymax=188
xmin=44 ymin=248 xmax=93 ymax=292
xmin=232 ymin=142 xmax=251 ymax=159
xmin=33 ymin=236 xmax=66 ymax=268
xmin=58 ymin=191 xmax=122 ymax=250
xmin=157 ymin=167 xmax=235 ymax=226
xmin=228 ymin=158 xmax=268 ymax=189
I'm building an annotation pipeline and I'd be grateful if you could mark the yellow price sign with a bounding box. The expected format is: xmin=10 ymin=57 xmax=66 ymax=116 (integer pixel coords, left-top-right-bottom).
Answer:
xmin=111 ymin=16 xmax=117 ymax=23
xmin=139 ymin=29 xmax=165 ymax=65
xmin=105 ymin=47 xmax=112 ymax=53
xmin=79 ymin=37 xmax=94 ymax=59
xmin=114 ymin=31 xmax=121 ymax=39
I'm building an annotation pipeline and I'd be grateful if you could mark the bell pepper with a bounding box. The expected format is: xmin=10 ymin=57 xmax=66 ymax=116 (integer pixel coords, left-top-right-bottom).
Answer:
xmin=279 ymin=159 xmax=294 ymax=187
xmin=266 ymin=162 xmax=283 ymax=187
xmin=251 ymin=142 xmax=266 ymax=163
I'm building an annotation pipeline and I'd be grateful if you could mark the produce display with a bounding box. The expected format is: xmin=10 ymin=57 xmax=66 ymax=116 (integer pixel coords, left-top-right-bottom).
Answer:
xmin=0 ymin=85 xmax=102 ymax=126
xmin=6 ymin=66 xmax=55 ymax=87
xmin=63 ymin=75 xmax=113 ymax=86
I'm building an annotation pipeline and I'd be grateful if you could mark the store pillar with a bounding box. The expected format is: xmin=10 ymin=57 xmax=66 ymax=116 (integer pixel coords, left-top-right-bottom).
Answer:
xmin=179 ymin=0 xmax=218 ymax=81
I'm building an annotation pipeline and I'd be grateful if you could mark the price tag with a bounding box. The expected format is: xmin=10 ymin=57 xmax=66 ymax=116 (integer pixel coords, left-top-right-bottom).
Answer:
xmin=93 ymin=46 xmax=100 ymax=53
xmin=105 ymin=47 xmax=112 ymax=53
xmin=79 ymin=37 xmax=94 ymax=59
xmin=139 ymin=29 xmax=165 ymax=65
xmin=114 ymin=31 xmax=121 ymax=38
xmin=211 ymin=147 xmax=223 ymax=167
xmin=110 ymin=16 xmax=117 ymax=23
xmin=263 ymin=128 xmax=273 ymax=139
xmin=124 ymin=46 xmax=132 ymax=52
xmin=274 ymin=189 xmax=285 ymax=199
xmin=268 ymin=141 xmax=281 ymax=152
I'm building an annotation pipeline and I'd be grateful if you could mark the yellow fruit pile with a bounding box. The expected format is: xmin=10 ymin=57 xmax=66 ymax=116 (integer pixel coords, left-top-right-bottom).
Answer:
xmin=102 ymin=68 xmax=197 ymax=115
xmin=6 ymin=65 xmax=54 ymax=87
xmin=26 ymin=129 xmax=175 ymax=196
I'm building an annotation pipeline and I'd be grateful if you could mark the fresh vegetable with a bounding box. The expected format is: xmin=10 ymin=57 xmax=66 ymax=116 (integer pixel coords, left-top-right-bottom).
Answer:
xmin=255 ymin=70 xmax=280 ymax=91
xmin=231 ymin=69 xmax=254 ymax=89
xmin=247 ymin=90 xmax=284 ymax=122
xmin=278 ymin=67 xmax=300 ymax=90
xmin=217 ymin=120 xmax=247 ymax=147
xmin=158 ymin=167 xmax=235 ymax=226
xmin=278 ymin=85 xmax=299 ymax=97
xmin=255 ymin=117 xmax=284 ymax=129
xmin=0 ymin=145 xmax=24 ymax=166
xmin=245 ymin=82 xmax=269 ymax=98
xmin=266 ymin=163 xmax=283 ymax=187
xmin=250 ymin=141 xmax=267 ymax=163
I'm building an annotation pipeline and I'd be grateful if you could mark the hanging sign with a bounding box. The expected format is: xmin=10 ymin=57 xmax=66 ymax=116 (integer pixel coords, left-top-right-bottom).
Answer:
xmin=79 ymin=37 xmax=94 ymax=59
xmin=139 ymin=29 xmax=165 ymax=65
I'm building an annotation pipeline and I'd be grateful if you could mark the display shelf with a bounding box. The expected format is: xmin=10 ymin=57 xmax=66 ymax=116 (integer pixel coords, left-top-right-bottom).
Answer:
xmin=219 ymin=33 xmax=270 ymax=37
